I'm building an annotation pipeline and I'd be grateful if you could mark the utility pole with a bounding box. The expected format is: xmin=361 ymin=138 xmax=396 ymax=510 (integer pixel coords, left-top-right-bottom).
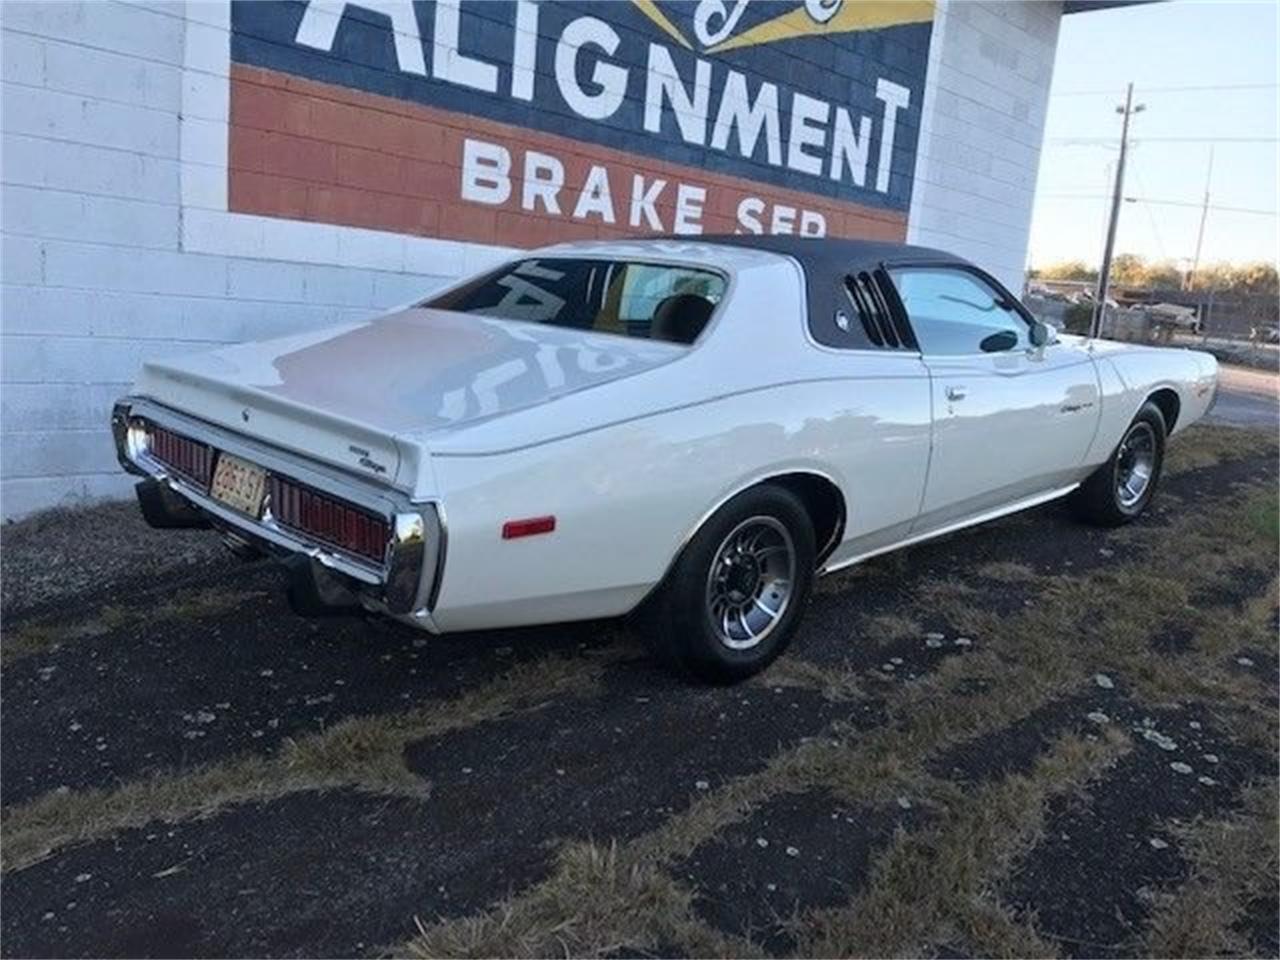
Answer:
xmin=1187 ymin=146 xmax=1214 ymax=290
xmin=1091 ymin=83 xmax=1145 ymax=338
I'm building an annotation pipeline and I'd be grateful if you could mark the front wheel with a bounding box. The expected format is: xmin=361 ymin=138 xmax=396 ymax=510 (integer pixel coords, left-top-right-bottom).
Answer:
xmin=640 ymin=484 xmax=816 ymax=683
xmin=1070 ymin=401 xmax=1167 ymax=526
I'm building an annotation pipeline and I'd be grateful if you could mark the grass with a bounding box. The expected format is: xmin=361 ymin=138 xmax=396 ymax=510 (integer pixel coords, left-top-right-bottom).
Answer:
xmin=1162 ymin=423 xmax=1278 ymax=476
xmin=1 ymin=651 xmax=616 ymax=872
xmin=406 ymin=462 xmax=1280 ymax=958
xmin=1145 ymin=783 xmax=1280 ymax=957
xmin=975 ymin=560 xmax=1039 ymax=583
xmin=0 ymin=588 xmax=269 ymax=665
xmin=407 ymin=842 xmax=755 ymax=959
xmin=857 ymin=611 xmax=922 ymax=643
xmin=5 ymin=423 xmax=1277 ymax=955
xmin=799 ymin=731 xmax=1131 ymax=958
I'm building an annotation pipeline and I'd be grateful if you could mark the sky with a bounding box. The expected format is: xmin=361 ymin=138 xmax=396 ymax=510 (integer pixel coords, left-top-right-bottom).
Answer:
xmin=1026 ymin=0 xmax=1279 ymax=271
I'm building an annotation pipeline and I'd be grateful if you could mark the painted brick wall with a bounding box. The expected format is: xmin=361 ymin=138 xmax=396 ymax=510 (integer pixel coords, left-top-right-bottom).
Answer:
xmin=1 ymin=0 xmax=1061 ymax=520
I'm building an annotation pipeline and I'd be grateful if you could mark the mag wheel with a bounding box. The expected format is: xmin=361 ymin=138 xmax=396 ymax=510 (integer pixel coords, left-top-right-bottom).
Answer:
xmin=1071 ymin=401 xmax=1167 ymax=527
xmin=642 ymin=484 xmax=815 ymax=683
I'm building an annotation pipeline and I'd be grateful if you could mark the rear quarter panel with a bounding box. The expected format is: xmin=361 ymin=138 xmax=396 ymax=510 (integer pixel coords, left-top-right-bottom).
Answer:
xmin=428 ymin=371 xmax=930 ymax=632
xmin=1085 ymin=344 xmax=1218 ymax=465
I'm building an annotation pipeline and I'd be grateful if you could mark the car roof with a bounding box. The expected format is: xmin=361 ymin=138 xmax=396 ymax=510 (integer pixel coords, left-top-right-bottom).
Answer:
xmin=671 ymin=234 xmax=970 ymax=272
xmin=528 ymin=235 xmax=970 ymax=273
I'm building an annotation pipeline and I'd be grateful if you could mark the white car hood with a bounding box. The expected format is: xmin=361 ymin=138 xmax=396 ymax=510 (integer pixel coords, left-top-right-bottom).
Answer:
xmin=134 ymin=308 xmax=685 ymax=488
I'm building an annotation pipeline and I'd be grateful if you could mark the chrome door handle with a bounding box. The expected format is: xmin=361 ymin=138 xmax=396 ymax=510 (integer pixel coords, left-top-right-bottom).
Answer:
xmin=945 ymin=386 xmax=967 ymax=402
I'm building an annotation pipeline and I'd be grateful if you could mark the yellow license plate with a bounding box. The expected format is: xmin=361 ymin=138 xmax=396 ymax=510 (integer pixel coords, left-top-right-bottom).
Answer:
xmin=210 ymin=453 xmax=267 ymax=516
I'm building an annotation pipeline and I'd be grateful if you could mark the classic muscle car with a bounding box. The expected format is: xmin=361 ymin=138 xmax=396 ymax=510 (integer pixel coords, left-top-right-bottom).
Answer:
xmin=112 ymin=237 xmax=1218 ymax=681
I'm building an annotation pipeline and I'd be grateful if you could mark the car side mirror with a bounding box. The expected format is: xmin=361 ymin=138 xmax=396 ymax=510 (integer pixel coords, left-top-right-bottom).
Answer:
xmin=979 ymin=329 xmax=1019 ymax=353
xmin=1029 ymin=320 xmax=1053 ymax=348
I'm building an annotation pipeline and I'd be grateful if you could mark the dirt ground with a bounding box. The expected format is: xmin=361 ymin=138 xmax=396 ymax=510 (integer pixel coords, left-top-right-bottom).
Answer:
xmin=1 ymin=423 xmax=1277 ymax=959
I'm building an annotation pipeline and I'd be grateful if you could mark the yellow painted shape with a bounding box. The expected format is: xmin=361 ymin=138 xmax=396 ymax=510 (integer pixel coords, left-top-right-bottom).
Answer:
xmin=631 ymin=0 xmax=693 ymax=49
xmin=709 ymin=0 xmax=934 ymax=54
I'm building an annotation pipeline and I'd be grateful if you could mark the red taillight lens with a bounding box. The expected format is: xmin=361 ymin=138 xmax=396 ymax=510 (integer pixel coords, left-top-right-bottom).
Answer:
xmin=268 ymin=475 xmax=389 ymax=563
xmin=148 ymin=424 xmax=214 ymax=488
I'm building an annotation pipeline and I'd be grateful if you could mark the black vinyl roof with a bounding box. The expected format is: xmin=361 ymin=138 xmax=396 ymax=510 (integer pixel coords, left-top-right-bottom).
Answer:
xmin=678 ymin=234 xmax=969 ymax=273
xmin=648 ymin=234 xmax=975 ymax=351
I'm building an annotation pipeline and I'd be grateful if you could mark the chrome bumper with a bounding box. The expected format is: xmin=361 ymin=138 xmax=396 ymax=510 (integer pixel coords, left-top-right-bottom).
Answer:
xmin=111 ymin=396 xmax=444 ymax=623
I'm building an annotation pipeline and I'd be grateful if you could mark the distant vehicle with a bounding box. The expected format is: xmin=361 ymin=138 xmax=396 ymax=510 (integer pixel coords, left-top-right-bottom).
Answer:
xmin=1145 ymin=302 xmax=1200 ymax=334
xmin=1255 ymin=324 xmax=1280 ymax=344
xmin=113 ymin=238 xmax=1220 ymax=682
xmin=1027 ymin=285 xmax=1072 ymax=304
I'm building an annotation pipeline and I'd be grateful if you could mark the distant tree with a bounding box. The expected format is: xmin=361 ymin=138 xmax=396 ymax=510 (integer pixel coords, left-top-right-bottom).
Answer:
xmin=1188 ymin=262 xmax=1236 ymax=292
xmin=1039 ymin=260 xmax=1096 ymax=282
xmin=1138 ymin=259 xmax=1184 ymax=290
xmin=1110 ymin=253 xmax=1146 ymax=286
xmin=1229 ymin=261 xmax=1279 ymax=296
xmin=1038 ymin=254 xmax=1275 ymax=297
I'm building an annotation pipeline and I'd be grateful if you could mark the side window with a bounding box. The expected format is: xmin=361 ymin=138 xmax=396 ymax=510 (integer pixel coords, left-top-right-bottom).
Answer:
xmin=426 ymin=259 xmax=725 ymax=344
xmin=888 ymin=268 xmax=1028 ymax=355
xmin=599 ymin=264 xmax=725 ymax=340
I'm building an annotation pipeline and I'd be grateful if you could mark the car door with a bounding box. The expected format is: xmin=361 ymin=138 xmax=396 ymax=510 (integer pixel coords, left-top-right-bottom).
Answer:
xmin=885 ymin=264 xmax=1101 ymax=532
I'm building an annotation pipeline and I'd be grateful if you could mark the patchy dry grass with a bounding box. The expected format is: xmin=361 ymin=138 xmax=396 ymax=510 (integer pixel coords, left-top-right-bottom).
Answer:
xmin=1163 ymin=424 xmax=1278 ymax=476
xmin=1 ymin=588 xmax=269 ymax=665
xmin=857 ymin=612 xmax=922 ymax=642
xmin=5 ymin=425 xmax=1276 ymax=956
xmin=753 ymin=657 xmax=864 ymax=701
xmin=800 ymin=730 xmax=1130 ymax=957
xmin=408 ymin=842 xmax=755 ymax=959
xmin=2 ymin=652 xmax=614 ymax=872
xmin=1145 ymin=783 xmax=1279 ymax=957
xmin=976 ymin=560 xmax=1039 ymax=583
xmin=407 ymin=462 xmax=1278 ymax=959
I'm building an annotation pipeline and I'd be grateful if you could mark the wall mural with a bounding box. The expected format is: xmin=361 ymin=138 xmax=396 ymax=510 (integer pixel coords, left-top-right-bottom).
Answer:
xmin=228 ymin=0 xmax=935 ymax=247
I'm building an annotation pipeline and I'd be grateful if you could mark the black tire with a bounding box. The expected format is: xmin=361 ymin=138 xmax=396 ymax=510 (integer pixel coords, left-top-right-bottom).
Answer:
xmin=640 ymin=484 xmax=816 ymax=683
xmin=1070 ymin=401 xmax=1167 ymax=527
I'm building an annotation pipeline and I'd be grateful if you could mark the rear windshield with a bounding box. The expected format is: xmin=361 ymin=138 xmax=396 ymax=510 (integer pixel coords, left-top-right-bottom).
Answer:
xmin=425 ymin=258 xmax=727 ymax=345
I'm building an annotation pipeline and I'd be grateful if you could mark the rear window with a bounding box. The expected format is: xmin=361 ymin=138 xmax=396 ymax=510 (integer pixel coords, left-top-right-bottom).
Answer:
xmin=425 ymin=258 xmax=726 ymax=345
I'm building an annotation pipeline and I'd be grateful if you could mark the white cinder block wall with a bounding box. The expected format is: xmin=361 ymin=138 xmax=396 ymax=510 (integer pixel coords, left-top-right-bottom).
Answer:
xmin=908 ymin=0 xmax=1062 ymax=291
xmin=1 ymin=0 xmax=1062 ymax=520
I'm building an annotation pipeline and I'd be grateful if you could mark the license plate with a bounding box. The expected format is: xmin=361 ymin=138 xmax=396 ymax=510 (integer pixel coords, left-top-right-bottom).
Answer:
xmin=210 ymin=453 xmax=267 ymax=516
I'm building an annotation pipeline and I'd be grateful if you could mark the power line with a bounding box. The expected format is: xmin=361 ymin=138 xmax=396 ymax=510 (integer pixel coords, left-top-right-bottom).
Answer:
xmin=1128 ymin=196 xmax=1277 ymax=217
xmin=1054 ymin=81 xmax=1279 ymax=97
xmin=1049 ymin=135 xmax=1278 ymax=144
xmin=1037 ymin=194 xmax=1278 ymax=217
xmin=1130 ymin=161 xmax=1167 ymax=260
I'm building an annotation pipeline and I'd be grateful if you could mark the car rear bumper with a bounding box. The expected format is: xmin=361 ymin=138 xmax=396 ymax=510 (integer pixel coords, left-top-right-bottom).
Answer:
xmin=112 ymin=396 xmax=444 ymax=628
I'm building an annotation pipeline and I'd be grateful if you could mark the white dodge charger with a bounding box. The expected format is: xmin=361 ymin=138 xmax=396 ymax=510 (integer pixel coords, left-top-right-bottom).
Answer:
xmin=113 ymin=237 xmax=1218 ymax=681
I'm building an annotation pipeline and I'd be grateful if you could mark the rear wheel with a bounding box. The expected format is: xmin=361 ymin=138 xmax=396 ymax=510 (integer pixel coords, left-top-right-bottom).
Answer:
xmin=641 ymin=485 xmax=815 ymax=683
xmin=1070 ymin=401 xmax=1166 ymax=526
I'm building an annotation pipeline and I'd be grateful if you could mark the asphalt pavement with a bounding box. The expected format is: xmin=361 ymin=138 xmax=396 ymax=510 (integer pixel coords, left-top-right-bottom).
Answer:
xmin=1209 ymin=364 xmax=1280 ymax=429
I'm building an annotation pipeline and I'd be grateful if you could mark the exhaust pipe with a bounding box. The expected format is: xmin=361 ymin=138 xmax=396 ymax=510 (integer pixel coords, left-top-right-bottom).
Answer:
xmin=135 ymin=479 xmax=210 ymax=529
xmin=218 ymin=528 xmax=264 ymax=562
xmin=284 ymin=556 xmax=361 ymax=617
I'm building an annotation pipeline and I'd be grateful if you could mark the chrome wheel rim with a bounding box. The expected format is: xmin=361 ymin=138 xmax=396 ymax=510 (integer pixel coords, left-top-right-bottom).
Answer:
xmin=705 ymin=516 xmax=796 ymax=651
xmin=1116 ymin=421 xmax=1156 ymax=508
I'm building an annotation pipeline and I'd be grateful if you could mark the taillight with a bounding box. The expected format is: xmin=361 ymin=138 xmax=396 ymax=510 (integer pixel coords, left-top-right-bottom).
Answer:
xmin=268 ymin=475 xmax=390 ymax=563
xmin=148 ymin=424 xmax=214 ymax=488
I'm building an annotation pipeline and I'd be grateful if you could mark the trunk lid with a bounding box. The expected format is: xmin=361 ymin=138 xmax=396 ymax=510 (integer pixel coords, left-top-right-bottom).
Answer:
xmin=134 ymin=308 xmax=684 ymax=487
